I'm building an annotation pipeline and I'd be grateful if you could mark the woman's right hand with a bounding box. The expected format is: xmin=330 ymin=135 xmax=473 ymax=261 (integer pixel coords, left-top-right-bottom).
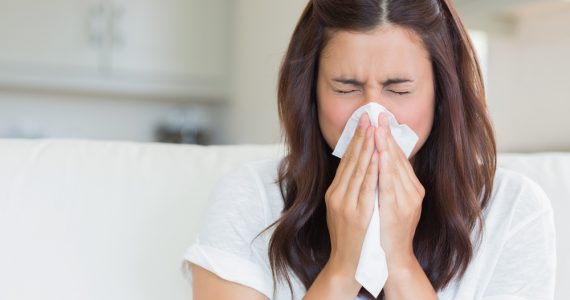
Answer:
xmin=304 ymin=113 xmax=378 ymax=299
xmin=324 ymin=112 xmax=378 ymax=277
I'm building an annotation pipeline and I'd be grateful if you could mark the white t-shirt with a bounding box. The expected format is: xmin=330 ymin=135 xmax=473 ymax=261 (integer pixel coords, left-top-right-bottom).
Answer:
xmin=181 ymin=157 xmax=556 ymax=300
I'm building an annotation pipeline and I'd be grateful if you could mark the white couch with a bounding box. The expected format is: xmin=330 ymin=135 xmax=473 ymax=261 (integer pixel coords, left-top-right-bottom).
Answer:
xmin=0 ymin=138 xmax=567 ymax=300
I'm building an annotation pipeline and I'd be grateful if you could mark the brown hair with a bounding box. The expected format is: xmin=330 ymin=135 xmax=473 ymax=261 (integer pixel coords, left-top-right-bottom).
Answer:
xmin=263 ymin=0 xmax=497 ymax=298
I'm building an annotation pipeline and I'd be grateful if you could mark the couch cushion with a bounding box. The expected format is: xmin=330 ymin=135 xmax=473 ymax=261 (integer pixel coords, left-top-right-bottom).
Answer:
xmin=0 ymin=138 xmax=284 ymax=300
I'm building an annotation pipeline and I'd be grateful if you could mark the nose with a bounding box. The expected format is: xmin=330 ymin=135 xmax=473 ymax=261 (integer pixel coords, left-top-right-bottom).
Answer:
xmin=362 ymin=93 xmax=390 ymax=112
xmin=359 ymin=90 xmax=394 ymax=126
xmin=362 ymin=85 xmax=386 ymax=106
xmin=363 ymin=84 xmax=379 ymax=101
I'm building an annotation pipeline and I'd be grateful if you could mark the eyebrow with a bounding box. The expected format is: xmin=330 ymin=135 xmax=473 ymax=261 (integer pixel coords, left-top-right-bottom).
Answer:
xmin=332 ymin=77 xmax=413 ymax=87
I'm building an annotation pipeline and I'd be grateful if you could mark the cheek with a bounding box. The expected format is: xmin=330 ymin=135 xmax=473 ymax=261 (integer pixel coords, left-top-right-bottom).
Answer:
xmin=318 ymin=96 xmax=355 ymax=149
xmin=393 ymin=97 xmax=435 ymax=156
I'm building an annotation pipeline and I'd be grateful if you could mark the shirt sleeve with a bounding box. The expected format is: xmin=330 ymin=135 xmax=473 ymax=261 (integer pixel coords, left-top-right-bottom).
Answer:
xmin=482 ymin=181 xmax=557 ymax=300
xmin=180 ymin=163 xmax=274 ymax=299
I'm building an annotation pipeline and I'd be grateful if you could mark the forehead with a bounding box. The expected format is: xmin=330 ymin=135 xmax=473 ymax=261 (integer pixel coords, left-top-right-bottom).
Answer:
xmin=319 ymin=25 xmax=431 ymax=77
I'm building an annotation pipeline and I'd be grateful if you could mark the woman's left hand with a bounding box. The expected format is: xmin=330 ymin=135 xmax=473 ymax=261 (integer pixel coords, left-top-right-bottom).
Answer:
xmin=374 ymin=112 xmax=426 ymax=269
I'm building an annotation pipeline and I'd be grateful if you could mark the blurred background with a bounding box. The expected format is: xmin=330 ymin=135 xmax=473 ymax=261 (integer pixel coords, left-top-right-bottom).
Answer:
xmin=0 ymin=0 xmax=568 ymax=152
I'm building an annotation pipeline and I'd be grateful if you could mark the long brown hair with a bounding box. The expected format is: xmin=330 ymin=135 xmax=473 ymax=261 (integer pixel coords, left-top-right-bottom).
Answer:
xmin=263 ymin=0 xmax=497 ymax=298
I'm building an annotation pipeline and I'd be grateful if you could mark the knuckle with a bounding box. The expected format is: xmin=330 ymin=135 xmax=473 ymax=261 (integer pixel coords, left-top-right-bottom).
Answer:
xmin=325 ymin=189 xmax=339 ymax=204
xmin=327 ymin=198 xmax=340 ymax=212
xmin=405 ymin=197 xmax=422 ymax=212
xmin=325 ymin=189 xmax=332 ymax=202
xmin=346 ymin=152 xmax=358 ymax=166
xmin=418 ymin=185 xmax=426 ymax=198
xmin=353 ymin=163 xmax=367 ymax=178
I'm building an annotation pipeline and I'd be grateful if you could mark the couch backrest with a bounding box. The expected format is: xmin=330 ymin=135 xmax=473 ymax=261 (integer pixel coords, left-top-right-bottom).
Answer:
xmin=0 ymin=139 xmax=567 ymax=299
xmin=0 ymin=139 xmax=285 ymax=300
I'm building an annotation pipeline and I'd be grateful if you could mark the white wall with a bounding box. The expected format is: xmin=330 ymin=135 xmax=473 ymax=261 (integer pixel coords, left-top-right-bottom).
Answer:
xmin=486 ymin=5 xmax=570 ymax=152
xmin=223 ymin=0 xmax=308 ymax=144
xmin=0 ymin=1 xmax=307 ymax=146
xmin=0 ymin=0 xmax=230 ymax=145
xmin=1 ymin=1 xmax=567 ymax=151
xmin=0 ymin=91 xmax=224 ymax=143
xmin=225 ymin=1 xmax=570 ymax=152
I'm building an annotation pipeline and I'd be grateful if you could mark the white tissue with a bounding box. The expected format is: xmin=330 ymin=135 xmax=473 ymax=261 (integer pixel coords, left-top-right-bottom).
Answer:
xmin=331 ymin=102 xmax=419 ymax=297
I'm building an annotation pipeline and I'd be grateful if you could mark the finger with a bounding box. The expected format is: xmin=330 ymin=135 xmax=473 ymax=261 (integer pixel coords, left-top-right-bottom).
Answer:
xmin=345 ymin=125 xmax=376 ymax=209
xmin=375 ymin=113 xmax=407 ymax=186
xmin=335 ymin=113 xmax=369 ymax=175
xmin=381 ymin=120 xmax=417 ymax=196
xmin=378 ymin=149 xmax=397 ymax=210
xmin=385 ymin=150 xmax=424 ymax=210
xmin=332 ymin=113 xmax=371 ymax=193
xmin=375 ymin=113 xmax=388 ymax=154
xmin=387 ymin=154 xmax=413 ymax=208
xmin=383 ymin=115 xmax=415 ymax=176
xmin=378 ymin=113 xmax=423 ymax=191
xmin=377 ymin=114 xmax=413 ymax=209
xmin=356 ymin=149 xmax=379 ymax=214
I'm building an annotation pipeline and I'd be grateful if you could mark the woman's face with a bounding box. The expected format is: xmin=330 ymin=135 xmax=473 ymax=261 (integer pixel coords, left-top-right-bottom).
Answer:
xmin=316 ymin=25 xmax=435 ymax=160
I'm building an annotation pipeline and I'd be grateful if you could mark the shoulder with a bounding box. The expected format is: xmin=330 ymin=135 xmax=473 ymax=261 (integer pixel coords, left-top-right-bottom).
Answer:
xmin=219 ymin=157 xmax=281 ymax=189
xmin=204 ymin=157 xmax=284 ymax=228
xmin=212 ymin=157 xmax=282 ymax=202
xmin=469 ymin=168 xmax=557 ymax=299
xmin=240 ymin=157 xmax=286 ymax=221
xmin=241 ymin=157 xmax=282 ymax=186
xmin=188 ymin=158 xmax=284 ymax=272
xmin=485 ymin=167 xmax=554 ymax=239
xmin=183 ymin=158 xmax=284 ymax=300
xmin=491 ymin=168 xmax=552 ymax=215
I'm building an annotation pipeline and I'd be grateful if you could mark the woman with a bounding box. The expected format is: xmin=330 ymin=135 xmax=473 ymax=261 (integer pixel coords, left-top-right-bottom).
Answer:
xmin=182 ymin=0 xmax=556 ymax=299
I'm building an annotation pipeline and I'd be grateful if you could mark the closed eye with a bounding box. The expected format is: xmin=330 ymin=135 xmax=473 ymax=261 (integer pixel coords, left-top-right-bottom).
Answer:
xmin=390 ymin=90 xmax=410 ymax=95
xmin=334 ymin=89 xmax=359 ymax=94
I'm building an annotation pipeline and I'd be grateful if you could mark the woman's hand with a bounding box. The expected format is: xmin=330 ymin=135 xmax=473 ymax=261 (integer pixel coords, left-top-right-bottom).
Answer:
xmin=375 ymin=112 xmax=426 ymax=269
xmin=306 ymin=113 xmax=378 ymax=299
xmin=324 ymin=113 xmax=378 ymax=277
